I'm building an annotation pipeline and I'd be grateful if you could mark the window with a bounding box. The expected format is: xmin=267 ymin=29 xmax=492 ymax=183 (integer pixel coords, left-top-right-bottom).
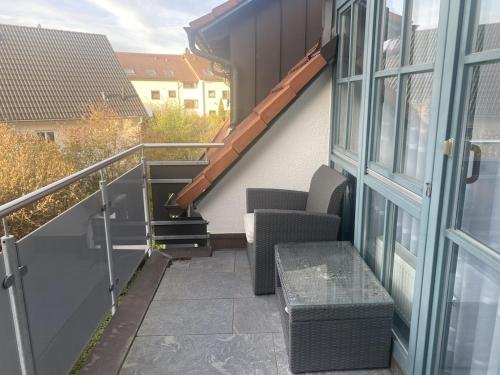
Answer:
xmin=168 ymin=90 xmax=176 ymax=98
xmin=363 ymin=189 xmax=420 ymax=347
xmin=209 ymin=110 xmax=216 ymax=116
xmin=222 ymin=90 xmax=229 ymax=100
xmin=333 ymin=0 xmax=366 ymax=156
xmin=151 ymin=90 xmax=160 ymax=100
xmin=208 ymin=90 xmax=216 ymax=98
xmin=36 ymin=131 xmax=55 ymax=141
xmin=440 ymin=248 xmax=500 ymax=374
xmin=370 ymin=0 xmax=440 ymax=190
xmin=123 ymin=68 xmax=135 ymax=76
xmin=184 ymin=99 xmax=198 ymax=109
xmin=145 ymin=69 xmax=157 ymax=77
xmin=183 ymin=82 xmax=197 ymax=89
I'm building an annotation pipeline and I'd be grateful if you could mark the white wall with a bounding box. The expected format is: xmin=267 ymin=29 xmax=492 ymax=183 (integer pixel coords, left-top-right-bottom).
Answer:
xmin=130 ymin=80 xmax=180 ymax=115
xmin=197 ymin=67 xmax=332 ymax=233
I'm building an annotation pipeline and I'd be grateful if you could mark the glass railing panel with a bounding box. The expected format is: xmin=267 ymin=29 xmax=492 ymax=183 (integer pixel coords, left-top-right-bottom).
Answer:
xmin=0 ymin=256 xmax=22 ymax=375
xmin=106 ymin=164 xmax=147 ymax=295
xmin=16 ymin=186 xmax=111 ymax=375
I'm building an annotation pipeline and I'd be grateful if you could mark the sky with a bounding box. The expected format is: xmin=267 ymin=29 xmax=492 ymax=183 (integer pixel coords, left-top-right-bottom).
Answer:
xmin=0 ymin=0 xmax=224 ymax=53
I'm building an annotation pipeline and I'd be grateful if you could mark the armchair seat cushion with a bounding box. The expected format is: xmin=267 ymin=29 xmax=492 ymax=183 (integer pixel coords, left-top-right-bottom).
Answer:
xmin=244 ymin=213 xmax=255 ymax=243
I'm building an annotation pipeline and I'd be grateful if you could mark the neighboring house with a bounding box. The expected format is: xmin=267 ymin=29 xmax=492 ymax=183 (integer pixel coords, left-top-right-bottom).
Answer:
xmin=115 ymin=51 xmax=230 ymax=116
xmin=0 ymin=24 xmax=147 ymax=142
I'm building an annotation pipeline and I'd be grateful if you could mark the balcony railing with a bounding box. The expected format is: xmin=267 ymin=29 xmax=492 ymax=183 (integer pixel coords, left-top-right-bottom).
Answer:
xmin=0 ymin=143 xmax=223 ymax=375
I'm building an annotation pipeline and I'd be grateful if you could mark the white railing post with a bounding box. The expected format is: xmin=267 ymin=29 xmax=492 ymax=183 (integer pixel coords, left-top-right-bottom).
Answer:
xmin=2 ymin=223 xmax=36 ymax=375
xmin=141 ymin=156 xmax=153 ymax=256
xmin=99 ymin=173 xmax=118 ymax=316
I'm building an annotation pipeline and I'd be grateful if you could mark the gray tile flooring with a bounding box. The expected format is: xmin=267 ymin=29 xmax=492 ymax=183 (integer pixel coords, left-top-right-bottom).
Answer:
xmin=120 ymin=249 xmax=392 ymax=375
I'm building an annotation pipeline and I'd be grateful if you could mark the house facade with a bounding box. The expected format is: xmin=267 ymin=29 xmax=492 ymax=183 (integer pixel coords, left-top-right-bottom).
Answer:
xmin=0 ymin=24 xmax=147 ymax=142
xmin=116 ymin=51 xmax=230 ymax=116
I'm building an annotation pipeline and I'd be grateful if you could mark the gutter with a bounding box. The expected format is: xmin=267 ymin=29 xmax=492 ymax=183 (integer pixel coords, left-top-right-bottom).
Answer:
xmin=185 ymin=27 xmax=239 ymax=127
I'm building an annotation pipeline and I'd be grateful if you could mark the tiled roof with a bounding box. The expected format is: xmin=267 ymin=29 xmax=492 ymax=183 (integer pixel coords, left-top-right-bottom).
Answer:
xmin=116 ymin=52 xmax=225 ymax=83
xmin=0 ymin=24 xmax=147 ymax=122
xmin=184 ymin=53 xmax=225 ymax=82
xmin=189 ymin=0 xmax=249 ymax=30
xmin=116 ymin=52 xmax=193 ymax=82
xmin=177 ymin=48 xmax=327 ymax=208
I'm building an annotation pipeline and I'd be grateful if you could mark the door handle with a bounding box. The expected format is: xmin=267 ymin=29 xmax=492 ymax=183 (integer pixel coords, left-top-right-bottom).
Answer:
xmin=465 ymin=143 xmax=481 ymax=184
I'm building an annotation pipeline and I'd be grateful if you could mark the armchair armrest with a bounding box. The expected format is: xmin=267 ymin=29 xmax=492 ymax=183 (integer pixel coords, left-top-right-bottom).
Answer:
xmin=246 ymin=188 xmax=308 ymax=213
xmin=254 ymin=209 xmax=341 ymax=243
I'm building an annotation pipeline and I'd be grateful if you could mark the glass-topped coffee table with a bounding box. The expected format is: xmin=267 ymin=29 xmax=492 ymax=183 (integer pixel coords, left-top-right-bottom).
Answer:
xmin=275 ymin=241 xmax=394 ymax=373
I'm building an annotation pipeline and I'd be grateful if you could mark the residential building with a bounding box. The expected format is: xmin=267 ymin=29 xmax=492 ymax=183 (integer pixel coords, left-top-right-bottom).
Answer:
xmin=1 ymin=0 xmax=500 ymax=375
xmin=0 ymin=24 xmax=147 ymax=143
xmin=115 ymin=51 xmax=230 ymax=116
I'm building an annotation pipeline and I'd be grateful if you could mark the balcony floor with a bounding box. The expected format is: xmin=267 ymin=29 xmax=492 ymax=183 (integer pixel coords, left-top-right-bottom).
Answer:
xmin=119 ymin=249 xmax=392 ymax=375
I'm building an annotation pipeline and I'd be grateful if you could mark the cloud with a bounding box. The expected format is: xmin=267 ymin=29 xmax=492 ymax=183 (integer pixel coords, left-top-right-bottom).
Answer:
xmin=0 ymin=0 xmax=224 ymax=53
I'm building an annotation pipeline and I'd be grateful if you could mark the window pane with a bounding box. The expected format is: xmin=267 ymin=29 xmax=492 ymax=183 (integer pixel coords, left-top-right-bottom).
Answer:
xmin=469 ymin=0 xmax=500 ymax=53
xmin=390 ymin=207 xmax=419 ymax=345
xmin=440 ymin=248 xmax=500 ymax=374
xmin=407 ymin=0 xmax=440 ymax=65
xmin=372 ymin=76 xmax=397 ymax=166
xmin=364 ymin=189 xmax=386 ymax=278
xmin=399 ymin=73 xmax=433 ymax=181
xmin=337 ymin=83 xmax=349 ymax=146
xmin=340 ymin=8 xmax=352 ymax=78
xmin=353 ymin=0 xmax=367 ymax=75
xmin=379 ymin=0 xmax=403 ymax=70
xmin=457 ymin=63 xmax=500 ymax=253
xmin=348 ymin=80 xmax=362 ymax=153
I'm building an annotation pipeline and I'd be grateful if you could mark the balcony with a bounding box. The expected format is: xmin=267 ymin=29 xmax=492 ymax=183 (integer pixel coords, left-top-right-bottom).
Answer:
xmin=0 ymin=144 xmax=396 ymax=375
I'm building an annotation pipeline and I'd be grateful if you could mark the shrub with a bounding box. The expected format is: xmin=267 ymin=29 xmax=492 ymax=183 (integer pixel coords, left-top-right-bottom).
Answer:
xmin=0 ymin=125 xmax=80 ymax=238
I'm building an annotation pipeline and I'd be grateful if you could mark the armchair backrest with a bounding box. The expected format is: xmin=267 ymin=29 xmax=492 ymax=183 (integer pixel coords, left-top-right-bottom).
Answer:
xmin=306 ymin=165 xmax=348 ymax=215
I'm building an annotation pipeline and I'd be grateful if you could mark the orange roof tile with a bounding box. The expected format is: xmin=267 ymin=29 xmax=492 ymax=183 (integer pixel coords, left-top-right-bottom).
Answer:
xmin=176 ymin=49 xmax=327 ymax=208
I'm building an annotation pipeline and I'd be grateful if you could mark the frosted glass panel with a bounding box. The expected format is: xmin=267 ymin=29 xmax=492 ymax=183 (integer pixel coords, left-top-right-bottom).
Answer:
xmin=0 ymin=256 xmax=22 ymax=375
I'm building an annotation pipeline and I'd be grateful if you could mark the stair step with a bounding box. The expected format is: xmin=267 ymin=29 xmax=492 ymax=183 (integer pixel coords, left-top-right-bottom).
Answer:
xmin=148 ymin=178 xmax=192 ymax=184
xmin=153 ymin=234 xmax=209 ymax=241
xmin=152 ymin=220 xmax=207 ymax=226
xmin=147 ymin=160 xmax=209 ymax=166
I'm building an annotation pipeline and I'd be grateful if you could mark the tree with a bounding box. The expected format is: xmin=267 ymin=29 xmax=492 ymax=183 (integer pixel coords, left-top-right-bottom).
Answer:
xmin=0 ymin=125 xmax=80 ymax=238
xmin=143 ymin=104 xmax=223 ymax=160
xmin=218 ymin=98 xmax=226 ymax=120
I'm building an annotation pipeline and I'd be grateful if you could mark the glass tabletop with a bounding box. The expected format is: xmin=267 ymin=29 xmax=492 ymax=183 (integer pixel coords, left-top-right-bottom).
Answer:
xmin=275 ymin=242 xmax=393 ymax=308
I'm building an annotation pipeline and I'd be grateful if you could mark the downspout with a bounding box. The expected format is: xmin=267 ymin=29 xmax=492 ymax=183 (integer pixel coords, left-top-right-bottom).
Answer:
xmin=186 ymin=28 xmax=239 ymax=127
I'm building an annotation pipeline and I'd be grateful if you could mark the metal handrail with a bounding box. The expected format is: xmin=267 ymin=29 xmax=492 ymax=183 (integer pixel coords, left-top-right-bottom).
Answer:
xmin=0 ymin=143 xmax=224 ymax=219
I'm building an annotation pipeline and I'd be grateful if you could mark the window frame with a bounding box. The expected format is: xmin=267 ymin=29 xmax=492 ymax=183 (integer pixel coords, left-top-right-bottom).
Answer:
xmin=332 ymin=0 xmax=367 ymax=163
xmin=331 ymin=0 xmax=450 ymax=373
xmin=151 ymin=90 xmax=161 ymax=100
xmin=168 ymin=90 xmax=177 ymax=98
xmin=208 ymin=90 xmax=216 ymax=98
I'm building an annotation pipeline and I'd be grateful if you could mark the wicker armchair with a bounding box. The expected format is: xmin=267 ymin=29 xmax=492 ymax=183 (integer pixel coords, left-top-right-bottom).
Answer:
xmin=245 ymin=165 xmax=348 ymax=295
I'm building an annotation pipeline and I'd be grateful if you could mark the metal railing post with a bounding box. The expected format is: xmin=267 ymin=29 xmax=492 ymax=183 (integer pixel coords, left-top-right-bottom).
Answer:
xmin=99 ymin=173 xmax=118 ymax=316
xmin=1 ymin=224 xmax=36 ymax=375
xmin=141 ymin=156 xmax=153 ymax=256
